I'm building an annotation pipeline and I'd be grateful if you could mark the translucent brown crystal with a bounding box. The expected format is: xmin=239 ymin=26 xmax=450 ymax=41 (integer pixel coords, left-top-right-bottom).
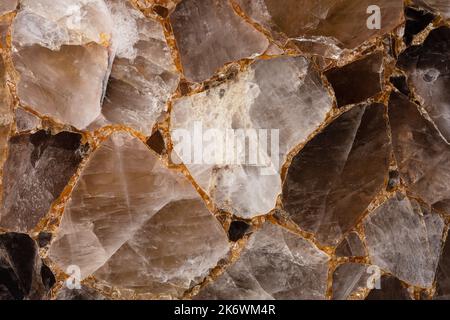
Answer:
xmin=0 ymin=0 xmax=449 ymax=302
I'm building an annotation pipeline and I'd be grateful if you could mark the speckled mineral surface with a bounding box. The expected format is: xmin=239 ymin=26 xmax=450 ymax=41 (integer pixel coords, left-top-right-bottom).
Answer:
xmin=1 ymin=0 xmax=450 ymax=302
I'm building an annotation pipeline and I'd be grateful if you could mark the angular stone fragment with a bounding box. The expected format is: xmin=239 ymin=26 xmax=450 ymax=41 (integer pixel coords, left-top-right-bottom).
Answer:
xmin=37 ymin=232 xmax=52 ymax=248
xmin=364 ymin=192 xmax=444 ymax=288
xmin=414 ymin=0 xmax=450 ymax=20
xmin=56 ymin=286 xmax=108 ymax=300
xmin=390 ymin=75 xmax=411 ymax=97
xmin=0 ymin=233 xmax=54 ymax=300
xmin=365 ymin=275 xmax=411 ymax=300
xmin=235 ymin=0 xmax=403 ymax=57
xmin=13 ymin=44 xmax=109 ymax=129
xmin=325 ymin=52 xmax=384 ymax=107
xmin=170 ymin=0 xmax=269 ymax=82
xmin=335 ymin=232 xmax=366 ymax=257
xmin=389 ymin=91 xmax=450 ymax=214
xmin=49 ymin=132 xmax=229 ymax=298
xmin=434 ymin=234 xmax=450 ymax=299
xmin=98 ymin=0 xmax=179 ymax=134
xmin=0 ymin=131 xmax=85 ymax=232
xmin=12 ymin=0 xmax=113 ymax=129
xmin=397 ymin=27 xmax=450 ymax=142
xmin=195 ymin=223 xmax=329 ymax=300
xmin=12 ymin=0 xmax=113 ymax=49
xmin=146 ymin=129 xmax=166 ymax=155
xmin=332 ymin=263 xmax=371 ymax=300
xmin=0 ymin=0 xmax=17 ymax=16
xmin=404 ymin=6 xmax=435 ymax=45
xmin=171 ymin=56 xmax=332 ymax=218
xmin=283 ymin=103 xmax=390 ymax=246
xmin=0 ymin=126 xmax=9 ymax=169
xmin=15 ymin=108 xmax=41 ymax=133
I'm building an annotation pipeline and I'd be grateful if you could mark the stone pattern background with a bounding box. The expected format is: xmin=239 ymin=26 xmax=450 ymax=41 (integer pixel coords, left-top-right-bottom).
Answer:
xmin=0 ymin=0 xmax=450 ymax=300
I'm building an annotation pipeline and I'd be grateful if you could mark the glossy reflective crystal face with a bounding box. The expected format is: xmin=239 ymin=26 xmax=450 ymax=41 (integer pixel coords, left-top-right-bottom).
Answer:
xmin=0 ymin=0 xmax=450 ymax=301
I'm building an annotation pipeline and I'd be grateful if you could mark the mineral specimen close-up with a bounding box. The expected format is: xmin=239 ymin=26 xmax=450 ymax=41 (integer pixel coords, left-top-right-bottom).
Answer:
xmin=1 ymin=0 xmax=450 ymax=303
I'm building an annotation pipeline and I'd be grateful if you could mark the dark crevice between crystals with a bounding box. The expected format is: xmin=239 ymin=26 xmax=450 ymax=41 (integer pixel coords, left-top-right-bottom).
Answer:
xmin=228 ymin=220 xmax=250 ymax=242
xmin=390 ymin=75 xmax=411 ymax=97
xmin=146 ymin=130 xmax=166 ymax=155
xmin=153 ymin=5 xmax=169 ymax=18
xmin=404 ymin=7 xmax=435 ymax=46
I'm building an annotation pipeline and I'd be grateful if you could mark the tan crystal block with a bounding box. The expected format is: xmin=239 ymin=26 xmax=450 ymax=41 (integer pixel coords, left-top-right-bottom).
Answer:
xmin=364 ymin=192 xmax=444 ymax=288
xmin=236 ymin=0 xmax=403 ymax=56
xmin=171 ymin=56 xmax=332 ymax=218
xmin=12 ymin=0 xmax=113 ymax=50
xmin=13 ymin=44 xmax=109 ymax=129
xmin=170 ymin=0 xmax=269 ymax=82
xmin=15 ymin=108 xmax=41 ymax=133
xmin=325 ymin=52 xmax=384 ymax=107
xmin=195 ymin=222 xmax=329 ymax=300
xmin=49 ymin=132 xmax=229 ymax=297
xmin=96 ymin=0 xmax=180 ymax=134
xmin=11 ymin=0 xmax=113 ymax=129
xmin=282 ymin=103 xmax=390 ymax=246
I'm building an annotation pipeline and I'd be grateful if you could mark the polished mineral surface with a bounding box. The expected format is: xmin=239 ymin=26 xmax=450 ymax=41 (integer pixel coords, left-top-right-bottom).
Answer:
xmin=195 ymin=223 xmax=329 ymax=300
xmin=48 ymin=132 xmax=229 ymax=298
xmin=1 ymin=0 xmax=450 ymax=301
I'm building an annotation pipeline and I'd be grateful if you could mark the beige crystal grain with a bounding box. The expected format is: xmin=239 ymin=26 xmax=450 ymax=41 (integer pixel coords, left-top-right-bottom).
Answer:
xmin=49 ymin=132 xmax=229 ymax=297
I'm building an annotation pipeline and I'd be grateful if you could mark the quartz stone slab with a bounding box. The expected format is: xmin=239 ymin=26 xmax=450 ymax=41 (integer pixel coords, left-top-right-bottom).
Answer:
xmin=389 ymin=91 xmax=450 ymax=214
xmin=171 ymin=56 xmax=332 ymax=218
xmin=170 ymin=0 xmax=269 ymax=82
xmin=49 ymin=132 xmax=229 ymax=298
xmin=364 ymin=192 xmax=444 ymax=288
xmin=0 ymin=131 xmax=86 ymax=232
xmin=195 ymin=223 xmax=329 ymax=300
xmin=283 ymin=103 xmax=390 ymax=246
xmin=398 ymin=27 xmax=450 ymax=143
